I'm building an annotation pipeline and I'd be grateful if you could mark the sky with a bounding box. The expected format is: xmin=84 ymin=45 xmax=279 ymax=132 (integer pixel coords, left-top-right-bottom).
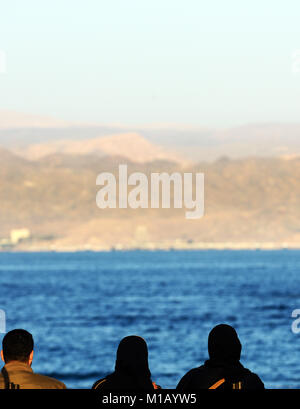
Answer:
xmin=0 ymin=0 xmax=300 ymax=127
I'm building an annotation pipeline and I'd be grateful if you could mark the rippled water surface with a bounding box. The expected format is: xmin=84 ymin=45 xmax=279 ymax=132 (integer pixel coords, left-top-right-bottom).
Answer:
xmin=0 ymin=250 xmax=300 ymax=389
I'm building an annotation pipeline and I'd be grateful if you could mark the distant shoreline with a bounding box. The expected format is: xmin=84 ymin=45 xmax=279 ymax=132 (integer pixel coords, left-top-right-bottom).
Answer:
xmin=1 ymin=242 xmax=300 ymax=253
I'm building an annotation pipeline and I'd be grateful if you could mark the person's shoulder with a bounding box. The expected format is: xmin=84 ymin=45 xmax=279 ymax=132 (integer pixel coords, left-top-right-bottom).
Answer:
xmin=242 ymin=368 xmax=265 ymax=389
xmin=179 ymin=366 xmax=204 ymax=380
xmin=184 ymin=366 xmax=205 ymax=377
xmin=92 ymin=377 xmax=108 ymax=390
xmin=32 ymin=372 xmax=67 ymax=389
xmin=176 ymin=366 xmax=205 ymax=389
xmin=248 ymin=372 xmax=265 ymax=389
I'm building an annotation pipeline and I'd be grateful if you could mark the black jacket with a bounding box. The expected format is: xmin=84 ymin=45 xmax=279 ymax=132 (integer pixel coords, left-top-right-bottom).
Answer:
xmin=176 ymin=359 xmax=264 ymax=390
xmin=177 ymin=324 xmax=264 ymax=390
xmin=92 ymin=335 xmax=155 ymax=391
xmin=92 ymin=373 xmax=159 ymax=391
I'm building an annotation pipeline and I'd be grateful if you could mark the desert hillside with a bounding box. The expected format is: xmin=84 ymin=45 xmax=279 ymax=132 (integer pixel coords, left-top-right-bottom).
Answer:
xmin=0 ymin=147 xmax=299 ymax=250
xmin=11 ymin=132 xmax=186 ymax=164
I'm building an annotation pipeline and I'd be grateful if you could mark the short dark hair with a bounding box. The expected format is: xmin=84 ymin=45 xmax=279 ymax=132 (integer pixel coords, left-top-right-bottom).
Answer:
xmin=2 ymin=329 xmax=34 ymax=363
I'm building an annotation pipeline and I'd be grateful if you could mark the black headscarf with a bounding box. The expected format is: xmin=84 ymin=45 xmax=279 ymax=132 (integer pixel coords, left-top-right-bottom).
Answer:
xmin=105 ymin=336 xmax=154 ymax=390
xmin=207 ymin=324 xmax=242 ymax=364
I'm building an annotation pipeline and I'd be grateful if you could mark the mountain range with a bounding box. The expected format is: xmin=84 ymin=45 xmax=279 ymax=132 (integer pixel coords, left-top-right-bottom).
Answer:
xmin=0 ymin=147 xmax=299 ymax=250
xmin=0 ymin=110 xmax=299 ymax=250
xmin=0 ymin=111 xmax=300 ymax=162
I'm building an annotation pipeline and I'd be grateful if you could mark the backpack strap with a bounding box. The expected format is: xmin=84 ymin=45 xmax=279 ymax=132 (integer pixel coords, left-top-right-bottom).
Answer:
xmin=1 ymin=367 xmax=20 ymax=390
xmin=209 ymin=378 xmax=225 ymax=389
xmin=1 ymin=367 xmax=10 ymax=389
xmin=93 ymin=378 xmax=107 ymax=390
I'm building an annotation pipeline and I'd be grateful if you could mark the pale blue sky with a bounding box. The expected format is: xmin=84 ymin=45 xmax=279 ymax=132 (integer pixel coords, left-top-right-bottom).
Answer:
xmin=0 ymin=0 xmax=299 ymax=127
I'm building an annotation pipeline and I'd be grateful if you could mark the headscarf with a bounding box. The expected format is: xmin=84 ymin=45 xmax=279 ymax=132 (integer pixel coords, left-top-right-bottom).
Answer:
xmin=208 ymin=324 xmax=242 ymax=363
xmin=106 ymin=335 xmax=153 ymax=390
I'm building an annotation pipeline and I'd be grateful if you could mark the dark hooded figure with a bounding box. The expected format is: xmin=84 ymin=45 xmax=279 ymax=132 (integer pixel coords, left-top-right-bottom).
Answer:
xmin=176 ymin=324 xmax=264 ymax=390
xmin=92 ymin=336 xmax=160 ymax=390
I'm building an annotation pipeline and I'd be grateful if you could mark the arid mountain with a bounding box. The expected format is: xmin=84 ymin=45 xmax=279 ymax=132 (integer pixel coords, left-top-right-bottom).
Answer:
xmin=0 ymin=111 xmax=300 ymax=162
xmin=0 ymin=148 xmax=299 ymax=250
xmin=11 ymin=132 xmax=187 ymax=164
xmin=0 ymin=111 xmax=300 ymax=250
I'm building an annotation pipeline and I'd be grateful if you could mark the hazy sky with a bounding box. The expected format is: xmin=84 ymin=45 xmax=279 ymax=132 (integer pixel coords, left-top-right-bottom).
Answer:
xmin=0 ymin=0 xmax=300 ymax=127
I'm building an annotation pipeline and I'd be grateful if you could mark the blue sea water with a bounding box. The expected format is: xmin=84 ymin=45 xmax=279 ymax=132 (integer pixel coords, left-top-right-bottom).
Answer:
xmin=0 ymin=250 xmax=300 ymax=389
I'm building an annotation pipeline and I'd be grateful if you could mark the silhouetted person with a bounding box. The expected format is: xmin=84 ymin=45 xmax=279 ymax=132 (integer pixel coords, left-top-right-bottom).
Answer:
xmin=92 ymin=335 xmax=160 ymax=390
xmin=0 ymin=329 xmax=66 ymax=389
xmin=176 ymin=324 xmax=264 ymax=390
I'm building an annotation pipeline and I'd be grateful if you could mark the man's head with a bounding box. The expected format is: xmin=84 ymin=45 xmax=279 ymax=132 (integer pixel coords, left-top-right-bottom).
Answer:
xmin=1 ymin=329 xmax=34 ymax=365
xmin=208 ymin=324 xmax=242 ymax=363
